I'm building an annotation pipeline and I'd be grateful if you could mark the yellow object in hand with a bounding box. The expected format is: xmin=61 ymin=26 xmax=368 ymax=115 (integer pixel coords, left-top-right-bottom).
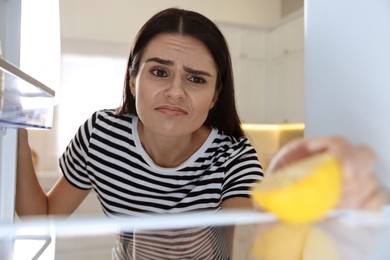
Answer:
xmin=251 ymin=152 xmax=343 ymax=224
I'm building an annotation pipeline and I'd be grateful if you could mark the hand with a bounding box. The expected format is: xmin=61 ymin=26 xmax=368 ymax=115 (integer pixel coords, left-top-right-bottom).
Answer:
xmin=267 ymin=136 xmax=388 ymax=211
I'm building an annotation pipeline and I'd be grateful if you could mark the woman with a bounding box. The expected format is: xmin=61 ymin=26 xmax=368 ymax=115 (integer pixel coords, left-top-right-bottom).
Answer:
xmin=16 ymin=8 xmax=386 ymax=259
xmin=18 ymin=8 xmax=263 ymax=259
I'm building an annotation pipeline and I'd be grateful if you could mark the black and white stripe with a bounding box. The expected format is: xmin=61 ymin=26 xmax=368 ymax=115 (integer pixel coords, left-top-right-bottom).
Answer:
xmin=59 ymin=109 xmax=264 ymax=259
xmin=113 ymin=227 xmax=230 ymax=260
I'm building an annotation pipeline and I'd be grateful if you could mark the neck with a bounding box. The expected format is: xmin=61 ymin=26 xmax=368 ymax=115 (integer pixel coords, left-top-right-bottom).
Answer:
xmin=137 ymin=121 xmax=211 ymax=168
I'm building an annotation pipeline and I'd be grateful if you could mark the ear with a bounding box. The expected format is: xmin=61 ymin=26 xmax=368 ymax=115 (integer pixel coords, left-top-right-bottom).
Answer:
xmin=130 ymin=77 xmax=136 ymax=97
xmin=210 ymin=84 xmax=220 ymax=109
xmin=210 ymin=100 xmax=216 ymax=110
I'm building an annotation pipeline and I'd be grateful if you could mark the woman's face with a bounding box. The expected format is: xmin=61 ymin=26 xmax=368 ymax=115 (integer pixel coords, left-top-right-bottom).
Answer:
xmin=130 ymin=33 xmax=218 ymax=137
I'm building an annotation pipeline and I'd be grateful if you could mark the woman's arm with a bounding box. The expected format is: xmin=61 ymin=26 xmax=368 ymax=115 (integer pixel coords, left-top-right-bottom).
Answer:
xmin=16 ymin=129 xmax=89 ymax=217
xmin=222 ymin=197 xmax=254 ymax=258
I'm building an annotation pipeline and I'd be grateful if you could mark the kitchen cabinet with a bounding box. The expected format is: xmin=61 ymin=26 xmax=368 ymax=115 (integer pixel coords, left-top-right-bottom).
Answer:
xmin=268 ymin=15 xmax=304 ymax=59
xmin=220 ymin=25 xmax=267 ymax=60
xmin=217 ymin=10 xmax=304 ymax=123
xmin=267 ymin=52 xmax=304 ymax=123
xmin=234 ymin=58 xmax=268 ymax=123
xmin=218 ymin=24 xmax=268 ymax=123
xmin=267 ymin=14 xmax=304 ymax=123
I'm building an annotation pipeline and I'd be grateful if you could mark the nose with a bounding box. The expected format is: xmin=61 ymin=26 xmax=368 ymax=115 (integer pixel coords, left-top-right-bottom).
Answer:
xmin=164 ymin=76 xmax=186 ymax=100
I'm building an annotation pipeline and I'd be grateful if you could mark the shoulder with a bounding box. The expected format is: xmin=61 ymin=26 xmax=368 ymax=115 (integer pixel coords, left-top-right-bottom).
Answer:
xmin=76 ymin=109 xmax=136 ymax=144
xmin=212 ymin=129 xmax=256 ymax=155
xmin=92 ymin=109 xmax=132 ymax=123
xmin=87 ymin=109 xmax=135 ymax=131
xmin=204 ymin=129 xmax=261 ymax=169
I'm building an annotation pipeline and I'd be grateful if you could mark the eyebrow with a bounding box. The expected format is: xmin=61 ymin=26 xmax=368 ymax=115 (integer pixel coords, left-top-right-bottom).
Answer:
xmin=145 ymin=57 xmax=213 ymax=77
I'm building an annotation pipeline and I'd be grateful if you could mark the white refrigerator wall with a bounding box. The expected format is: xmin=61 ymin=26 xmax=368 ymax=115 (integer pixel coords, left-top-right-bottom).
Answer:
xmin=0 ymin=0 xmax=21 ymax=224
xmin=305 ymin=1 xmax=390 ymax=190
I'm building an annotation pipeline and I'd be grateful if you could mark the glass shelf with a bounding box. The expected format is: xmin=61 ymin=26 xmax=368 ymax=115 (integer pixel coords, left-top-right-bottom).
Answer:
xmin=0 ymin=58 xmax=55 ymax=129
xmin=1 ymin=208 xmax=390 ymax=259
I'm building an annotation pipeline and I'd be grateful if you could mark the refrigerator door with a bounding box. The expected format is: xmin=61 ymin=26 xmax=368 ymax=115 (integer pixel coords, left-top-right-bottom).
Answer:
xmin=0 ymin=58 xmax=55 ymax=129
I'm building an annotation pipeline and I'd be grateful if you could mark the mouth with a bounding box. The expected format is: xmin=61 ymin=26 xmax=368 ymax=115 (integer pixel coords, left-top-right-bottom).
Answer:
xmin=155 ymin=105 xmax=188 ymax=116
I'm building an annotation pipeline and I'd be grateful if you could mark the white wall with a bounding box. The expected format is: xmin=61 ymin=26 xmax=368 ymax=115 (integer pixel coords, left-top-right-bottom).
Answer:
xmin=59 ymin=0 xmax=281 ymax=43
xmin=305 ymin=1 xmax=390 ymax=190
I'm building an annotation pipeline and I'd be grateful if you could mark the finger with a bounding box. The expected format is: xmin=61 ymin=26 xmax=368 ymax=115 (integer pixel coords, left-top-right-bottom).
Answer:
xmin=306 ymin=138 xmax=377 ymax=184
xmin=340 ymin=145 xmax=376 ymax=182
xmin=266 ymin=137 xmax=315 ymax=173
xmin=358 ymin=187 xmax=389 ymax=211
xmin=338 ymin=173 xmax=378 ymax=208
xmin=270 ymin=136 xmax=350 ymax=171
xmin=18 ymin=128 xmax=29 ymax=140
xmin=304 ymin=136 xmax=349 ymax=155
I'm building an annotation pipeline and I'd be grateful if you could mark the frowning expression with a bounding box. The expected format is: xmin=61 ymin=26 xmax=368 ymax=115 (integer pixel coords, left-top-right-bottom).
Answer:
xmin=130 ymin=33 xmax=218 ymax=137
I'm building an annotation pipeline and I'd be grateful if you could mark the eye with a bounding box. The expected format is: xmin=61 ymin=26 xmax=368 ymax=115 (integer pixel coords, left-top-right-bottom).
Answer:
xmin=151 ymin=68 xmax=169 ymax=78
xmin=188 ymin=75 xmax=206 ymax=84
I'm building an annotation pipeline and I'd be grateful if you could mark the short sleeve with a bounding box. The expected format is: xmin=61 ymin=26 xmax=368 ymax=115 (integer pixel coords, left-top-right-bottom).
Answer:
xmin=221 ymin=138 xmax=264 ymax=201
xmin=59 ymin=112 xmax=98 ymax=190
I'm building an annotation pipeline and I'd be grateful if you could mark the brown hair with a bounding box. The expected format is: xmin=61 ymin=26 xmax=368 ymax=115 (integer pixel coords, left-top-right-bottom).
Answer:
xmin=118 ymin=8 xmax=244 ymax=137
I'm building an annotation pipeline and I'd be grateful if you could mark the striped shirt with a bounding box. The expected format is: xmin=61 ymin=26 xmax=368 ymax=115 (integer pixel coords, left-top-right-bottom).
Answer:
xmin=59 ymin=109 xmax=264 ymax=259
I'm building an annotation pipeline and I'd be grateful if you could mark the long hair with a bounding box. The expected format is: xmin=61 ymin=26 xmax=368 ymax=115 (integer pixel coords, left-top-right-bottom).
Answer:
xmin=117 ymin=8 xmax=244 ymax=138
